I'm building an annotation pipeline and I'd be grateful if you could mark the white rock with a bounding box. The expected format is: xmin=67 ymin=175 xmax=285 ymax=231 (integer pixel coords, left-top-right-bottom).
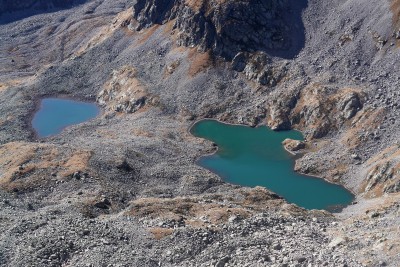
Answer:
xmin=328 ymin=236 xmax=347 ymax=248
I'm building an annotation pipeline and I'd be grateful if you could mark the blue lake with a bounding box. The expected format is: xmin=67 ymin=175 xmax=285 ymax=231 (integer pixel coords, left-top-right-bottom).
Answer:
xmin=191 ymin=119 xmax=354 ymax=211
xmin=32 ymin=98 xmax=100 ymax=137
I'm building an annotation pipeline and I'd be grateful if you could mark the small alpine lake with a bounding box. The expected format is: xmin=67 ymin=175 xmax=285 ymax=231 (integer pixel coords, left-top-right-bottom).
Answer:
xmin=32 ymin=98 xmax=100 ymax=138
xmin=190 ymin=119 xmax=354 ymax=211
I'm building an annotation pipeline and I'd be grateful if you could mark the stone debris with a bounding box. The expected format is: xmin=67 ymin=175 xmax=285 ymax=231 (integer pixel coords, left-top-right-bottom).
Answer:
xmin=0 ymin=0 xmax=399 ymax=266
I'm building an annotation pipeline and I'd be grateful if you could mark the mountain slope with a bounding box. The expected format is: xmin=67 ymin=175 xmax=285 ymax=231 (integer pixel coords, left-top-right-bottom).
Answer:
xmin=0 ymin=0 xmax=398 ymax=266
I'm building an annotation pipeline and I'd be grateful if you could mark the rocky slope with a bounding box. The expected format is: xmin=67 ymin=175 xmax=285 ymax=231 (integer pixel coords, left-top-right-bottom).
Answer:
xmin=0 ymin=0 xmax=399 ymax=266
xmin=0 ymin=0 xmax=84 ymax=16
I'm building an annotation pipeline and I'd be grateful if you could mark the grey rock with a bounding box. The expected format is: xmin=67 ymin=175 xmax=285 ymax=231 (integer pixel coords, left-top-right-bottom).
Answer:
xmin=272 ymin=243 xmax=282 ymax=250
xmin=215 ymin=256 xmax=231 ymax=267
xmin=133 ymin=0 xmax=292 ymax=60
xmin=328 ymin=237 xmax=347 ymax=248
xmin=94 ymin=198 xmax=111 ymax=209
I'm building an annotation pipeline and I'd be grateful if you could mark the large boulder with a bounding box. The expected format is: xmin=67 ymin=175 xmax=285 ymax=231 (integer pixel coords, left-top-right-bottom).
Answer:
xmin=282 ymin=138 xmax=306 ymax=152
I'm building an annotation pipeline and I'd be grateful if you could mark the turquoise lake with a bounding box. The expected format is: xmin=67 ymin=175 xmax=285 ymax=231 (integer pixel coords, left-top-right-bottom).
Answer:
xmin=190 ymin=119 xmax=354 ymax=211
xmin=32 ymin=98 xmax=100 ymax=138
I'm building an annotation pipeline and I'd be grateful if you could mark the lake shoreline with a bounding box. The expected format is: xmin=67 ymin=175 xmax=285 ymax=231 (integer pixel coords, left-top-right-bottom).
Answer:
xmin=30 ymin=95 xmax=101 ymax=139
xmin=189 ymin=118 xmax=356 ymax=212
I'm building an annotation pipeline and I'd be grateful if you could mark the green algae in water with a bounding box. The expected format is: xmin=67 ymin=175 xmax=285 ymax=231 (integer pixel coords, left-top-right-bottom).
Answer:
xmin=190 ymin=119 xmax=354 ymax=211
xmin=32 ymin=98 xmax=100 ymax=138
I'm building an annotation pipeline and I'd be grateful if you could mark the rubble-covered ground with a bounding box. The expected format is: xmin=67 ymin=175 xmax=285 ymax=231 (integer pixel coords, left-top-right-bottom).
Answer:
xmin=0 ymin=0 xmax=399 ymax=266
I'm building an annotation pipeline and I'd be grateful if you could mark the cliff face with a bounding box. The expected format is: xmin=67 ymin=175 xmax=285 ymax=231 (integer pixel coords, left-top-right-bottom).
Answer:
xmin=132 ymin=0 xmax=291 ymax=59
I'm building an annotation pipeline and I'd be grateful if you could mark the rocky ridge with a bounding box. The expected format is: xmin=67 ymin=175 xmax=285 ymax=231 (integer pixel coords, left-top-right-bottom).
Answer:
xmin=132 ymin=0 xmax=292 ymax=59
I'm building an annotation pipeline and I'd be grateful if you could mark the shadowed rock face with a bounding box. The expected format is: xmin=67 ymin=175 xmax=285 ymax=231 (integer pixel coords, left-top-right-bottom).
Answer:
xmin=133 ymin=0 xmax=292 ymax=59
xmin=0 ymin=0 xmax=76 ymax=15
xmin=132 ymin=0 xmax=177 ymax=27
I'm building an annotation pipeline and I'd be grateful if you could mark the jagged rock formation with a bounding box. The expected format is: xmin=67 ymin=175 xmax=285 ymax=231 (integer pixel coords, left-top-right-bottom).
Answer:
xmin=97 ymin=66 xmax=159 ymax=113
xmin=266 ymin=85 xmax=365 ymax=137
xmin=232 ymin=51 xmax=289 ymax=86
xmin=132 ymin=0 xmax=291 ymax=59
xmin=362 ymin=146 xmax=400 ymax=197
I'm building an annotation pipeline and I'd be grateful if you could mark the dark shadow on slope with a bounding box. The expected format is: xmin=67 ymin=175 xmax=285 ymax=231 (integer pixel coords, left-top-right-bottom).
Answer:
xmin=265 ymin=0 xmax=308 ymax=59
xmin=132 ymin=0 xmax=308 ymax=61
xmin=0 ymin=0 xmax=88 ymax=24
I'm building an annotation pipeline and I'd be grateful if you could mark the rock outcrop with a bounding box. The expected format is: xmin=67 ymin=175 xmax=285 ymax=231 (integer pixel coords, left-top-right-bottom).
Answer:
xmin=282 ymin=138 xmax=306 ymax=153
xmin=132 ymin=0 xmax=291 ymax=60
xmin=267 ymin=86 xmax=365 ymax=138
xmin=97 ymin=66 xmax=158 ymax=113
xmin=0 ymin=142 xmax=93 ymax=192
xmin=362 ymin=146 xmax=400 ymax=197
xmin=232 ymin=52 xmax=289 ymax=86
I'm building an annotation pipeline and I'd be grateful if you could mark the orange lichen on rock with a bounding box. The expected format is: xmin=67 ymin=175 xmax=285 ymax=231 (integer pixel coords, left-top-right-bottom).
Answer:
xmin=126 ymin=187 xmax=304 ymax=229
xmin=0 ymin=142 xmax=92 ymax=191
xmin=0 ymin=142 xmax=38 ymax=184
xmin=188 ymin=49 xmax=213 ymax=77
xmin=0 ymin=83 xmax=8 ymax=91
xmin=391 ymin=0 xmax=400 ymax=24
xmin=59 ymin=150 xmax=93 ymax=177
xmin=149 ymin=227 xmax=175 ymax=240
